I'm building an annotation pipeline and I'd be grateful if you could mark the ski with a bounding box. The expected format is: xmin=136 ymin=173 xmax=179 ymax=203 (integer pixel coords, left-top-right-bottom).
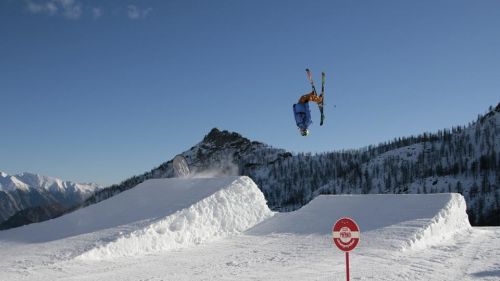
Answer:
xmin=306 ymin=68 xmax=318 ymax=96
xmin=320 ymin=72 xmax=325 ymax=126
xmin=306 ymin=68 xmax=325 ymax=126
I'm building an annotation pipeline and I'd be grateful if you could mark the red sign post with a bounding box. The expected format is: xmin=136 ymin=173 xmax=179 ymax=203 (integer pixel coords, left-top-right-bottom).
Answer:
xmin=332 ymin=218 xmax=360 ymax=281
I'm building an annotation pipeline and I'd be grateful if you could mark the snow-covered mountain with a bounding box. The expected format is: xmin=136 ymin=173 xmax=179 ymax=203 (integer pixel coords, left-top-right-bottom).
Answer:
xmin=0 ymin=172 xmax=100 ymax=194
xmin=84 ymin=128 xmax=292 ymax=205
xmin=85 ymin=104 xmax=499 ymax=226
xmin=0 ymin=172 xmax=101 ymax=228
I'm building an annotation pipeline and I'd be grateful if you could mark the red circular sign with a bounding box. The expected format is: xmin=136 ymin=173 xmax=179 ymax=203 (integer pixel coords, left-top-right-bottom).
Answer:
xmin=332 ymin=217 xmax=360 ymax=252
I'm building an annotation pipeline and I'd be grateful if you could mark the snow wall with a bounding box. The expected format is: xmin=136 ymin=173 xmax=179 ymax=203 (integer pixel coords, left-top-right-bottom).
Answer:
xmin=77 ymin=176 xmax=274 ymax=260
xmin=248 ymin=193 xmax=471 ymax=251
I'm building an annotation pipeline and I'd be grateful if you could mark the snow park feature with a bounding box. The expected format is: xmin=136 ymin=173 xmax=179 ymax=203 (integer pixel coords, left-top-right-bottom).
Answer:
xmin=77 ymin=176 xmax=273 ymax=260
xmin=0 ymin=177 xmax=499 ymax=281
xmin=0 ymin=176 xmax=273 ymax=252
xmin=246 ymin=193 xmax=471 ymax=251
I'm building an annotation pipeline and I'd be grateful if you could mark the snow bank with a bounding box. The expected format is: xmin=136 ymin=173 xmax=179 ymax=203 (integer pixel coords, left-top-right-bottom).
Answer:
xmin=248 ymin=193 xmax=471 ymax=251
xmin=402 ymin=193 xmax=471 ymax=251
xmin=77 ymin=176 xmax=273 ymax=260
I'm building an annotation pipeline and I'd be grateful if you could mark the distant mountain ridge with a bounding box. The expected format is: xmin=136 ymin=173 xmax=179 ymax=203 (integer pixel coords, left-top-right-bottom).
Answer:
xmin=0 ymin=172 xmax=101 ymax=228
xmin=0 ymin=172 xmax=99 ymax=194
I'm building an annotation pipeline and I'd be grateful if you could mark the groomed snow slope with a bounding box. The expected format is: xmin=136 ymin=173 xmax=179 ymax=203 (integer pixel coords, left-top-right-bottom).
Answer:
xmin=0 ymin=176 xmax=274 ymax=259
xmin=249 ymin=193 xmax=471 ymax=251
xmin=0 ymin=177 xmax=492 ymax=281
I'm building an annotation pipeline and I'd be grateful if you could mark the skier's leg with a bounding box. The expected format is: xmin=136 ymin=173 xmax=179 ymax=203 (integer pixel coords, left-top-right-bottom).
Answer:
xmin=298 ymin=91 xmax=316 ymax=104
xmin=308 ymin=94 xmax=323 ymax=104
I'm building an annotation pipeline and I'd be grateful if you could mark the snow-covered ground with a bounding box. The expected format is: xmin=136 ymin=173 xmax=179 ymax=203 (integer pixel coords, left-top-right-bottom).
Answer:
xmin=0 ymin=176 xmax=499 ymax=281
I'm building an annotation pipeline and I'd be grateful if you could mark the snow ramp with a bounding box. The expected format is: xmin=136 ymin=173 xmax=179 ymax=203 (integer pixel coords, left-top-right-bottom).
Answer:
xmin=0 ymin=177 xmax=273 ymax=259
xmin=248 ymin=193 xmax=471 ymax=251
xmin=76 ymin=176 xmax=273 ymax=260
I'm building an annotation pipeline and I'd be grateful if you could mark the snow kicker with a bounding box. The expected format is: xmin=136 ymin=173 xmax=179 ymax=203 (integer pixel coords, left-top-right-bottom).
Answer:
xmin=248 ymin=193 xmax=471 ymax=251
xmin=76 ymin=176 xmax=274 ymax=260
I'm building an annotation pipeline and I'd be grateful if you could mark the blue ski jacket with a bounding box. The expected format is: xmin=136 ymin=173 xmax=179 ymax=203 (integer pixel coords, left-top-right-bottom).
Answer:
xmin=293 ymin=102 xmax=312 ymax=130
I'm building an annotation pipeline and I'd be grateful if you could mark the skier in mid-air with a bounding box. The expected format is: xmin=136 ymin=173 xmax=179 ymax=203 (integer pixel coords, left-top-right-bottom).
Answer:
xmin=293 ymin=69 xmax=325 ymax=136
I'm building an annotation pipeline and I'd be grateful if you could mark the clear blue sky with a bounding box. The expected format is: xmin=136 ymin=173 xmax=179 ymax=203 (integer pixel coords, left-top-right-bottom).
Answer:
xmin=1 ymin=0 xmax=499 ymax=186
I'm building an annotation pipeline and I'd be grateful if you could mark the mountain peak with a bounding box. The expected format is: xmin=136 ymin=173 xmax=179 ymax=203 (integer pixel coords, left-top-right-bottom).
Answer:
xmin=202 ymin=128 xmax=256 ymax=148
xmin=0 ymin=171 xmax=100 ymax=194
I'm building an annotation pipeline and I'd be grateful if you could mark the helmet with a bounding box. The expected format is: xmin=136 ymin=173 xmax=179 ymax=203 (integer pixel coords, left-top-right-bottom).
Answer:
xmin=300 ymin=128 xmax=309 ymax=136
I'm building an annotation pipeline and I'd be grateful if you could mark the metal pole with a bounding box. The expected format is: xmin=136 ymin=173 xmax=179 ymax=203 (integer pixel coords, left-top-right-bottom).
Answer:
xmin=346 ymin=252 xmax=350 ymax=281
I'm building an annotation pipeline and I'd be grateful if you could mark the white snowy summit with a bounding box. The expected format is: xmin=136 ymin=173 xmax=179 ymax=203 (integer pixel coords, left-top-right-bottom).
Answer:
xmin=0 ymin=171 xmax=101 ymax=227
xmin=0 ymin=171 xmax=100 ymax=194
xmin=0 ymin=171 xmax=30 ymax=191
